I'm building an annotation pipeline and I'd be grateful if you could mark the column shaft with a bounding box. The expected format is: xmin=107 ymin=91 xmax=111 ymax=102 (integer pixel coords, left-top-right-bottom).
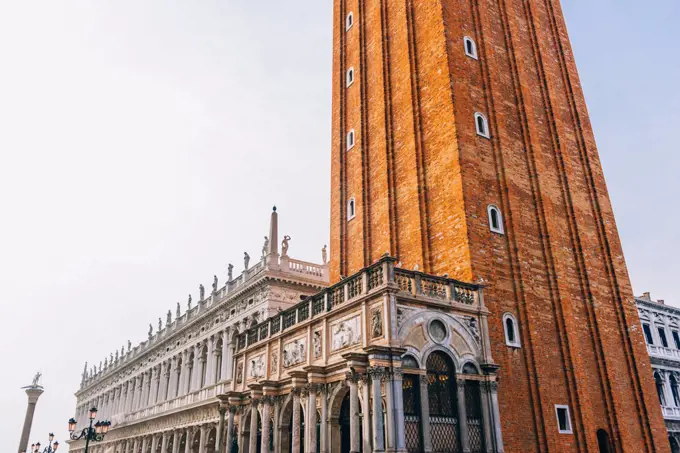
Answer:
xmin=250 ymin=404 xmax=259 ymax=453
xmin=307 ymin=390 xmax=317 ymax=453
xmin=457 ymin=380 xmax=470 ymax=453
xmin=292 ymin=392 xmax=301 ymax=453
xmin=262 ymin=402 xmax=272 ymax=453
xmin=320 ymin=389 xmax=328 ymax=453
xmin=372 ymin=373 xmax=385 ymax=453
xmin=226 ymin=410 xmax=235 ymax=453
xmin=349 ymin=380 xmax=360 ymax=453
xmin=361 ymin=380 xmax=372 ymax=453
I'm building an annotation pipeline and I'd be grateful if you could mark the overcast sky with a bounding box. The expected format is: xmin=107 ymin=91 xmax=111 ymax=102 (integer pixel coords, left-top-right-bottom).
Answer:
xmin=0 ymin=0 xmax=678 ymax=450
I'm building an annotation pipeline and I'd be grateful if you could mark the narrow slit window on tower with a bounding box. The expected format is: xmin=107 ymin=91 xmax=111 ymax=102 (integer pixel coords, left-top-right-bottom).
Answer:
xmin=503 ymin=313 xmax=521 ymax=348
xmin=346 ymin=12 xmax=354 ymax=31
xmin=487 ymin=205 xmax=504 ymax=234
xmin=347 ymin=67 xmax=355 ymax=87
xmin=347 ymin=129 xmax=355 ymax=150
xmin=555 ymin=405 xmax=573 ymax=434
xmin=475 ymin=112 xmax=490 ymax=138
xmin=464 ymin=36 xmax=478 ymax=59
xmin=347 ymin=197 xmax=356 ymax=221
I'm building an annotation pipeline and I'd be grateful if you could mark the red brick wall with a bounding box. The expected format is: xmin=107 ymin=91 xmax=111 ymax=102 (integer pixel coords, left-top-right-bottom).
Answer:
xmin=330 ymin=1 xmax=668 ymax=451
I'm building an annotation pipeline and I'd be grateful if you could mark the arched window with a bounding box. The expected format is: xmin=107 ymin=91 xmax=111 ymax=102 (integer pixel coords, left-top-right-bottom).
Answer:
xmin=346 ymin=67 xmax=355 ymax=87
xmin=488 ymin=205 xmax=504 ymax=234
xmin=347 ymin=197 xmax=356 ymax=221
xmin=426 ymin=352 xmax=459 ymax=452
xmin=464 ymin=36 xmax=478 ymax=59
xmin=346 ymin=12 xmax=354 ymax=31
xmin=475 ymin=112 xmax=490 ymax=138
xmin=347 ymin=129 xmax=355 ymax=150
xmin=503 ymin=313 xmax=520 ymax=347
xmin=655 ymin=372 xmax=667 ymax=406
xmin=597 ymin=429 xmax=611 ymax=453
xmin=671 ymin=375 xmax=680 ymax=407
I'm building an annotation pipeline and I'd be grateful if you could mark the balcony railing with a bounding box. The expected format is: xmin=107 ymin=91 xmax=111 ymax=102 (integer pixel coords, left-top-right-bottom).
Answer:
xmin=235 ymin=256 xmax=482 ymax=352
xmin=648 ymin=344 xmax=680 ymax=361
xmin=662 ymin=405 xmax=680 ymax=419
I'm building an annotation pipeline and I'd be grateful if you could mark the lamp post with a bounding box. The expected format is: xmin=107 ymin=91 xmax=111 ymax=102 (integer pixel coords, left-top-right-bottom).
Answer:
xmin=30 ymin=433 xmax=59 ymax=453
xmin=68 ymin=407 xmax=110 ymax=453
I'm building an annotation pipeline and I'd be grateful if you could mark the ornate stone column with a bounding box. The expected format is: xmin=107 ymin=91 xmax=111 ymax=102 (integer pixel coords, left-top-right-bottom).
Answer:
xmin=418 ymin=375 xmax=432 ymax=453
xmin=217 ymin=406 xmax=226 ymax=453
xmin=369 ymin=368 xmax=385 ymax=453
xmin=179 ymin=350 xmax=189 ymax=397
xmin=184 ymin=429 xmax=192 ymax=453
xmin=151 ymin=435 xmax=159 ymax=453
xmin=191 ymin=344 xmax=202 ymax=392
xmin=17 ymin=386 xmax=44 ymax=453
xmin=307 ymin=387 xmax=318 ymax=453
xmin=141 ymin=436 xmax=149 ymax=453
xmin=205 ymin=336 xmax=215 ymax=386
xmin=134 ymin=375 xmax=144 ymax=410
xmin=249 ymin=400 xmax=260 ymax=453
xmin=273 ymin=397 xmax=281 ymax=453
xmin=172 ymin=430 xmax=181 ymax=453
xmin=390 ymin=370 xmax=407 ymax=453
xmin=161 ymin=432 xmax=169 ymax=453
xmin=150 ymin=367 xmax=160 ymax=407
xmin=489 ymin=382 xmax=505 ymax=453
xmin=220 ymin=330 xmax=230 ymax=382
xmin=320 ymin=386 xmax=328 ymax=453
xmin=384 ymin=371 xmax=395 ymax=453
xmin=125 ymin=380 xmax=134 ymax=413
xmin=226 ymin=407 xmax=236 ymax=453
xmin=169 ymin=356 xmax=180 ymax=399
xmin=456 ymin=380 xmax=470 ymax=453
xmin=347 ymin=372 xmax=361 ymax=453
xmin=262 ymin=398 xmax=272 ymax=453
xmin=478 ymin=382 xmax=494 ymax=453
xmin=292 ymin=390 xmax=302 ymax=453
xmin=360 ymin=377 xmax=372 ymax=453
xmin=198 ymin=425 xmax=208 ymax=453
xmin=133 ymin=438 xmax=140 ymax=453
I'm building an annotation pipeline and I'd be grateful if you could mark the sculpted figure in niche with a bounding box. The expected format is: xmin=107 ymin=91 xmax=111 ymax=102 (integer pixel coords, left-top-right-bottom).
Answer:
xmin=199 ymin=284 xmax=205 ymax=301
xmin=331 ymin=316 xmax=362 ymax=351
xmin=313 ymin=331 xmax=322 ymax=358
xmin=283 ymin=338 xmax=306 ymax=368
xmin=371 ymin=309 xmax=383 ymax=338
xmin=282 ymin=235 xmax=291 ymax=256
xmin=271 ymin=351 xmax=278 ymax=373
xmin=262 ymin=236 xmax=269 ymax=257
xmin=236 ymin=363 xmax=244 ymax=384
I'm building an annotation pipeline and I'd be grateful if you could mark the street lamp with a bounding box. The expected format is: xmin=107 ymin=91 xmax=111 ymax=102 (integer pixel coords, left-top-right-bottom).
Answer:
xmin=68 ymin=407 xmax=110 ymax=453
xmin=31 ymin=433 xmax=59 ymax=453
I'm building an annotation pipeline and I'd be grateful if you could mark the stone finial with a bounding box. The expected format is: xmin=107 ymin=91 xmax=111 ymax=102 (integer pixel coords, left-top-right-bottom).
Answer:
xmin=176 ymin=302 xmax=181 ymax=319
xmin=127 ymin=340 xmax=132 ymax=352
xmin=212 ymin=275 xmax=218 ymax=294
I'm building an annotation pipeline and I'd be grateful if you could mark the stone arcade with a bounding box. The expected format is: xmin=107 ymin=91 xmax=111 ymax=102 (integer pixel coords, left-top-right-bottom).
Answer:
xmin=68 ymin=210 xmax=503 ymax=453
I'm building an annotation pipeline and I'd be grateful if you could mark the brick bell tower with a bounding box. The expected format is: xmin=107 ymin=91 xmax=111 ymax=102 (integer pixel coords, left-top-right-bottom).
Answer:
xmin=329 ymin=1 xmax=669 ymax=452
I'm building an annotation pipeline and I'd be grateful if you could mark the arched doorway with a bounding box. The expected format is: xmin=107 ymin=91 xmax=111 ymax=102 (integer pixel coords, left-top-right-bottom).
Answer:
xmin=427 ymin=351 xmax=460 ymax=453
xmin=339 ymin=392 xmax=361 ymax=453
xmin=402 ymin=371 xmax=422 ymax=453
xmin=166 ymin=434 xmax=174 ymax=453
xmin=206 ymin=427 xmax=217 ymax=453
xmin=670 ymin=436 xmax=680 ymax=453
xmin=191 ymin=430 xmax=201 ymax=453
xmin=179 ymin=432 xmax=187 ymax=453
xmin=596 ymin=429 xmax=611 ymax=453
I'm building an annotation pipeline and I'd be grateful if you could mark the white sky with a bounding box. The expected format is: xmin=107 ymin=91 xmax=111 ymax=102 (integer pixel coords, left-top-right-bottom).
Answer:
xmin=0 ymin=1 xmax=677 ymax=450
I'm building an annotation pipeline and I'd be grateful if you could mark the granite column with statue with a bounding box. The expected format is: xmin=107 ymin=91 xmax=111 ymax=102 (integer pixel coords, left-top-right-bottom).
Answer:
xmin=18 ymin=374 xmax=44 ymax=453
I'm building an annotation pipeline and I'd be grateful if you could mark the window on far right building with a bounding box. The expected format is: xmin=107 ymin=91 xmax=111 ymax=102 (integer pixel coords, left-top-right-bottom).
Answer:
xmin=555 ymin=405 xmax=573 ymax=434
xmin=643 ymin=323 xmax=654 ymax=345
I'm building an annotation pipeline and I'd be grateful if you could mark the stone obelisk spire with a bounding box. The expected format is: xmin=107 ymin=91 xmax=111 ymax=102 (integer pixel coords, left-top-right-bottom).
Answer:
xmin=265 ymin=206 xmax=280 ymax=269
xmin=18 ymin=373 xmax=44 ymax=453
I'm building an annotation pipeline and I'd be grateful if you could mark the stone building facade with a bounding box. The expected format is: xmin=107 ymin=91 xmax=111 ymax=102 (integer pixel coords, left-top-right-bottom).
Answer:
xmin=68 ymin=210 xmax=331 ymax=453
xmin=637 ymin=293 xmax=680 ymax=452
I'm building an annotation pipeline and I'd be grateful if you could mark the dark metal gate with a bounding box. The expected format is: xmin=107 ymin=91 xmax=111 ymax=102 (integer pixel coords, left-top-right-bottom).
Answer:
xmin=402 ymin=374 xmax=422 ymax=453
xmin=465 ymin=381 xmax=485 ymax=453
xmin=427 ymin=352 xmax=461 ymax=453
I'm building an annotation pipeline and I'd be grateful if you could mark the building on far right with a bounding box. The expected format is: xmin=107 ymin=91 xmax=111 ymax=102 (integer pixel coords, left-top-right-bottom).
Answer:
xmin=637 ymin=292 xmax=680 ymax=452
